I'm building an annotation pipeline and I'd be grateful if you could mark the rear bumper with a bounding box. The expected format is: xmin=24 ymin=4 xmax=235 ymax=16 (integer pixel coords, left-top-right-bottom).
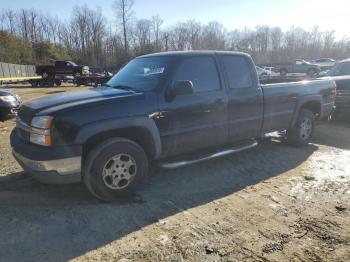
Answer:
xmin=10 ymin=129 xmax=82 ymax=184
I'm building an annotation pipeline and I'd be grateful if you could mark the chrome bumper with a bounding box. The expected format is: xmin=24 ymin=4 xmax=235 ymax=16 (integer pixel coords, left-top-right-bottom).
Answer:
xmin=12 ymin=150 xmax=81 ymax=176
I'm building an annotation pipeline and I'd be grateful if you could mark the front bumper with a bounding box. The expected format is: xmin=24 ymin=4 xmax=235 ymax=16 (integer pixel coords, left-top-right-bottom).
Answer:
xmin=11 ymin=129 xmax=82 ymax=184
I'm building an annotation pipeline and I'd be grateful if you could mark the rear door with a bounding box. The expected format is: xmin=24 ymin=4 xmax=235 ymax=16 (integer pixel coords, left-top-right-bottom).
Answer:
xmin=157 ymin=55 xmax=229 ymax=156
xmin=219 ymin=55 xmax=263 ymax=142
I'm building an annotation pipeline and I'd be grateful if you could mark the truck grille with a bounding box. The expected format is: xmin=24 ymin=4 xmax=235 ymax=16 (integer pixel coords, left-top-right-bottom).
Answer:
xmin=16 ymin=118 xmax=31 ymax=142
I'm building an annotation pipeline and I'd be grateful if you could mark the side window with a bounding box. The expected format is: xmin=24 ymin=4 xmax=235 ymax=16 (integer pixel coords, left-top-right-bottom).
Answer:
xmin=56 ymin=61 xmax=65 ymax=66
xmin=174 ymin=56 xmax=221 ymax=93
xmin=222 ymin=55 xmax=253 ymax=89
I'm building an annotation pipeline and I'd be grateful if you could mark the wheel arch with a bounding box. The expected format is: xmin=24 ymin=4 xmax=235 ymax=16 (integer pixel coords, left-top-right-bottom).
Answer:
xmin=291 ymin=97 xmax=322 ymax=127
xmin=76 ymin=117 xmax=161 ymax=161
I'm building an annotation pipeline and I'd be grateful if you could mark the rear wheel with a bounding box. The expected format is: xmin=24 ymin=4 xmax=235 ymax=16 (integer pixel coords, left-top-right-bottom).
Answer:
xmin=280 ymin=69 xmax=287 ymax=77
xmin=287 ymin=109 xmax=315 ymax=146
xmin=83 ymin=138 xmax=148 ymax=201
xmin=307 ymin=69 xmax=317 ymax=78
xmin=55 ymin=80 xmax=62 ymax=86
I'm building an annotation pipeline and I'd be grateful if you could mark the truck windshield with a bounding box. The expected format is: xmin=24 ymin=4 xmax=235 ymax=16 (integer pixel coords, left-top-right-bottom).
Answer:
xmin=107 ymin=57 xmax=172 ymax=92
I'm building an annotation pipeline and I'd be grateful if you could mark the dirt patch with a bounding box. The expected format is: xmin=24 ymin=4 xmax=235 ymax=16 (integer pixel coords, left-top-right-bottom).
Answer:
xmin=0 ymin=86 xmax=349 ymax=261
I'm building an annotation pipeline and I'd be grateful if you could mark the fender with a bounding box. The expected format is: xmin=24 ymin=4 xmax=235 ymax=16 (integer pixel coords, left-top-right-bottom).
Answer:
xmin=290 ymin=95 xmax=322 ymax=127
xmin=75 ymin=116 xmax=162 ymax=159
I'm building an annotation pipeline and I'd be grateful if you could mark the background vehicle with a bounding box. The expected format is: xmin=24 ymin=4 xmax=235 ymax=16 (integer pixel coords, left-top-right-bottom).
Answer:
xmin=326 ymin=59 xmax=350 ymax=77
xmin=319 ymin=59 xmax=350 ymax=119
xmin=273 ymin=59 xmax=321 ymax=77
xmin=311 ymin=58 xmax=336 ymax=70
xmin=11 ymin=51 xmax=336 ymax=201
xmin=36 ymin=60 xmax=89 ymax=79
xmin=0 ymin=89 xmax=21 ymax=121
xmin=255 ymin=66 xmax=277 ymax=78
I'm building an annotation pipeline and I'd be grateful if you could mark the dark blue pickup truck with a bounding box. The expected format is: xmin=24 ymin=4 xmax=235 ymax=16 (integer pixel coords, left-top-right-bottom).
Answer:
xmin=11 ymin=51 xmax=336 ymax=201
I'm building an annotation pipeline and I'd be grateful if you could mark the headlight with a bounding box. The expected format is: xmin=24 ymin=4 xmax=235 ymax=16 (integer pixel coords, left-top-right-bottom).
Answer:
xmin=0 ymin=95 xmax=16 ymax=103
xmin=30 ymin=116 xmax=53 ymax=146
xmin=31 ymin=116 xmax=53 ymax=129
xmin=30 ymin=133 xmax=52 ymax=146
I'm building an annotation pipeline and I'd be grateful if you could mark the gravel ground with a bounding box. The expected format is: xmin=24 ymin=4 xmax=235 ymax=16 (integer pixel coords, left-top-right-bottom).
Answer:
xmin=0 ymin=85 xmax=349 ymax=262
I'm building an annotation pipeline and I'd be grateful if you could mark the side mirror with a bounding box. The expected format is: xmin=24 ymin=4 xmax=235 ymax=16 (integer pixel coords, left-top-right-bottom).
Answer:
xmin=167 ymin=80 xmax=194 ymax=100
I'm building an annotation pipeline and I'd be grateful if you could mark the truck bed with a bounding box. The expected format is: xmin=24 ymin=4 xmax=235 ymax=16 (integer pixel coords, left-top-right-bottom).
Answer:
xmin=261 ymin=79 xmax=336 ymax=133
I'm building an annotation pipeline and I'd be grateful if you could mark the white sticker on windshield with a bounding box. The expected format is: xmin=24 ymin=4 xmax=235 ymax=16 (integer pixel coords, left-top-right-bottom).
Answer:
xmin=144 ymin=67 xmax=165 ymax=75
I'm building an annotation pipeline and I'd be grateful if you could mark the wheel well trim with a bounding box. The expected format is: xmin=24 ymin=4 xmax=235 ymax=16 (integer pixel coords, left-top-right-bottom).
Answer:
xmin=75 ymin=117 xmax=162 ymax=159
xmin=291 ymin=96 xmax=322 ymax=127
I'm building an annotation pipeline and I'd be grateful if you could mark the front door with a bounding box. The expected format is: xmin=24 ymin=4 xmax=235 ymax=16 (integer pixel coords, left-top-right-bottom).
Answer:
xmin=157 ymin=55 xmax=229 ymax=157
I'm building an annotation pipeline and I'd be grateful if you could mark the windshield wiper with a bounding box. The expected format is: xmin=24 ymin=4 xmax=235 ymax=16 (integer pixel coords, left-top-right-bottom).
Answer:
xmin=109 ymin=85 xmax=135 ymax=91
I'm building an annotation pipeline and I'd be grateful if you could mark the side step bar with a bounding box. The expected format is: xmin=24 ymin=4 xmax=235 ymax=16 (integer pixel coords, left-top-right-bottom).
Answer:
xmin=159 ymin=139 xmax=258 ymax=169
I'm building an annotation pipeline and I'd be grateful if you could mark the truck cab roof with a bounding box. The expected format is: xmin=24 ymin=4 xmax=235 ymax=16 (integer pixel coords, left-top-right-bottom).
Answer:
xmin=139 ymin=50 xmax=251 ymax=58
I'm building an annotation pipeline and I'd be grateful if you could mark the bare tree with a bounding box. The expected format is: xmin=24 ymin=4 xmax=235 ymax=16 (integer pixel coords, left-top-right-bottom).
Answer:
xmin=151 ymin=15 xmax=163 ymax=50
xmin=113 ymin=0 xmax=134 ymax=57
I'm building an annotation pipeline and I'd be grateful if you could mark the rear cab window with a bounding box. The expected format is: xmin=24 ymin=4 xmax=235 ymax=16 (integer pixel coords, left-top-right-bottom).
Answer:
xmin=221 ymin=55 xmax=254 ymax=89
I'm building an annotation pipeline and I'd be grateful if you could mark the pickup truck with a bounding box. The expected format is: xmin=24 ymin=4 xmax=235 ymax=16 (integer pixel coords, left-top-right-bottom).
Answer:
xmin=10 ymin=51 xmax=336 ymax=201
xmin=320 ymin=59 xmax=350 ymax=119
xmin=36 ymin=60 xmax=89 ymax=79
xmin=273 ymin=59 xmax=321 ymax=77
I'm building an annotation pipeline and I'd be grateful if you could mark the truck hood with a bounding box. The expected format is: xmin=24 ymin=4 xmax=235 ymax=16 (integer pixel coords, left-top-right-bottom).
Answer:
xmin=18 ymin=87 xmax=138 ymax=123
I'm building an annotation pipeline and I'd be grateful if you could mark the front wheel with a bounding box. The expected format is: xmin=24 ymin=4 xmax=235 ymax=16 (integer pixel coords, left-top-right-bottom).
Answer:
xmin=287 ymin=109 xmax=315 ymax=146
xmin=83 ymin=138 xmax=149 ymax=201
xmin=280 ymin=69 xmax=287 ymax=77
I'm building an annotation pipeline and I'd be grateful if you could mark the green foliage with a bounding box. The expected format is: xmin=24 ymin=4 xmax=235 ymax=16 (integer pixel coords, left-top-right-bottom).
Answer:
xmin=0 ymin=30 xmax=71 ymax=65
xmin=32 ymin=42 xmax=71 ymax=64
xmin=0 ymin=30 xmax=33 ymax=64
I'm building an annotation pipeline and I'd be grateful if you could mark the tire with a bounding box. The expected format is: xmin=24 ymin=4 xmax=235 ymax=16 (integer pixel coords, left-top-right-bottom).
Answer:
xmin=307 ymin=69 xmax=317 ymax=78
xmin=0 ymin=110 xmax=5 ymax=122
xmin=55 ymin=80 xmax=62 ymax=86
xmin=83 ymin=138 xmax=149 ymax=201
xmin=30 ymin=81 xmax=38 ymax=87
xmin=280 ymin=69 xmax=287 ymax=77
xmin=287 ymin=109 xmax=315 ymax=147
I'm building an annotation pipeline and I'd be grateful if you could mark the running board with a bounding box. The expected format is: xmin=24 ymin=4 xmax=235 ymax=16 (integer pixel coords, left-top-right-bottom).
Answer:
xmin=159 ymin=139 xmax=258 ymax=169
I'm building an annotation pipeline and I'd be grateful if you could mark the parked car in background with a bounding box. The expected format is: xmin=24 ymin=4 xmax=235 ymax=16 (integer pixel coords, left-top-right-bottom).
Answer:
xmin=311 ymin=58 xmax=336 ymax=70
xmin=256 ymin=66 xmax=279 ymax=78
xmin=319 ymin=59 xmax=350 ymax=119
xmin=326 ymin=59 xmax=350 ymax=77
xmin=273 ymin=59 xmax=321 ymax=77
xmin=263 ymin=66 xmax=275 ymax=72
xmin=319 ymin=70 xmax=330 ymax=77
xmin=0 ymin=89 xmax=21 ymax=121
xmin=36 ymin=61 xmax=89 ymax=79
xmin=11 ymin=51 xmax=336 ymax=201
xmin=256 ymin=66 xmax=271 ymax=77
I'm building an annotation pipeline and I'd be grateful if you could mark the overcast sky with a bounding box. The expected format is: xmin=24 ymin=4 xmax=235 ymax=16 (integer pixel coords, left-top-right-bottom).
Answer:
xmin=2 ymin=0 xmax=349 ymax=37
